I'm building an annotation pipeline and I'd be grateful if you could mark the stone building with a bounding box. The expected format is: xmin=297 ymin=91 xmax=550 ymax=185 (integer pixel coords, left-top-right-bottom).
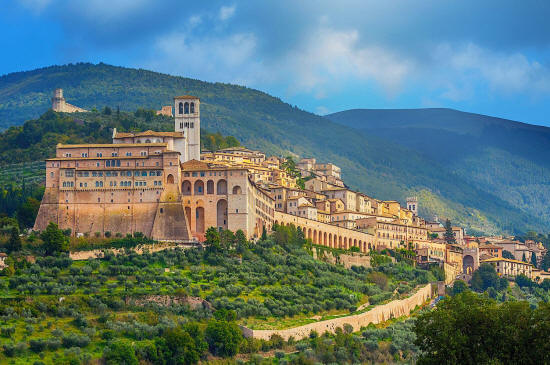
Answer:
xmin=34 ymin=94 xmax=275 ymax=242
xmin=51 ymin=89 xmax=88 ymax=113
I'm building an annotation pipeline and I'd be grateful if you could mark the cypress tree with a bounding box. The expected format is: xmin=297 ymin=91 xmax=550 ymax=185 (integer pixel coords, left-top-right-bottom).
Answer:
xmin=531 ymin=253 xmax=537 ymax=268
xmin=444 ymin=219 xmax=456 ymax=244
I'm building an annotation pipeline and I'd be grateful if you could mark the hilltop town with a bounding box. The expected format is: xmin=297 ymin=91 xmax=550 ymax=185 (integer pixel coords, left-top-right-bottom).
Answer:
xmin=33 ymin=89 xmax=550 ymax=285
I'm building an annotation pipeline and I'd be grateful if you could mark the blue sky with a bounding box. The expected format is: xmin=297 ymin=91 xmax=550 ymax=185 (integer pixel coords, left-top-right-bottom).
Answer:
xmin=2 ymin=1 xmax=550 ymax=126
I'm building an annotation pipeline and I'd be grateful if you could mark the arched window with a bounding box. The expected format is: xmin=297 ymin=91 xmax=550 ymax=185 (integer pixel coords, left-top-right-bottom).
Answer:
xmin=232 ymin=185 xmax=242 ymax=194
xmin=217 ymin=179 xmax=227 ymax=195
xmin=145 ymin=139 xmax=151 ymax=143
xmin=182 ymin=180 xmax=191 ymax=195
xmin=194 ymin=180 xmax=204 ymax=195
xmin=190 ymin=102 xmax=195 ymax=113
xmin=167 ymin=174 xmax=175 ymax=184
xmin=184 ymin=102 xmax=189 ymax=114
xmin=207 ymin=180 xmax=214 ymax=194
xmin=178 ymin=102 xmax=183 ymax=115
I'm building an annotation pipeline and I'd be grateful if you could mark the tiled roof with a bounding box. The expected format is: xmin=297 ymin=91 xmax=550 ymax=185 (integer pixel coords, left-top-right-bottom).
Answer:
xmin=174 ymin=95 xmax=199 ymax=100
xmin=114 ymin=130 xmax=184 ymax=138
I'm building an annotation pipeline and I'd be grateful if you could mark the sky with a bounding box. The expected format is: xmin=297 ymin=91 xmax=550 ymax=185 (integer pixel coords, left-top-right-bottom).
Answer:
xmin=2 ymin=0 xmax=550 ymax=126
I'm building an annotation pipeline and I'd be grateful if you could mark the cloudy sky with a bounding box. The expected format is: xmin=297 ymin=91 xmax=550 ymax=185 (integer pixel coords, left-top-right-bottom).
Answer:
xmin=2 ymin=0 xmax=550 ymax=125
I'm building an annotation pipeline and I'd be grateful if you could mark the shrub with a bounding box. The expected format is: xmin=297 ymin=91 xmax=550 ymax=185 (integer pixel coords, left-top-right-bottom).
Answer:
xmin=104 ymin=339 xmax=138 ymax=365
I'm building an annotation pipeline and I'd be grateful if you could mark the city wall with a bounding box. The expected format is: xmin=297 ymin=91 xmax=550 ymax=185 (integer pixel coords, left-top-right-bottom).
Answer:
xmin=241 ymin=283 xmax=433 ymax=341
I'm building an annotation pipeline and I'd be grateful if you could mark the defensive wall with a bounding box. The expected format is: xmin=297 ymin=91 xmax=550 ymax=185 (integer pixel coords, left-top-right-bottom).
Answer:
xmin=275 ymin=211 xmax=377 ymax=253
xmin=241 ymin=283 xmax=433 ymax=341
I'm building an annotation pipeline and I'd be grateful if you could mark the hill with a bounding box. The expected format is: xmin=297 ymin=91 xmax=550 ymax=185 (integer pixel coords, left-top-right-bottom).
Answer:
xmin=0 ymin=63 xmax=547 ymax=234
xmin=327 ymin=108 xmax=550 ymax=231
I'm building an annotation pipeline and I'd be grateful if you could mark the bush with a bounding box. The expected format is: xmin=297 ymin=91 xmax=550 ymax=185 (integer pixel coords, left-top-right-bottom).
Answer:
xmin=205 ymin=319 xmax=242 ymax=357
xmin=104 ymin=340 xmax=138 ymax=365
xmin=62 ymin=333 xmax=90 ymax=348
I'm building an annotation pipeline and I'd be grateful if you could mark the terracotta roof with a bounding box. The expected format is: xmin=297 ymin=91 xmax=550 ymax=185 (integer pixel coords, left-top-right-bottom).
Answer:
xmin=174 ymin=95 xmax=199 ymax=100
xmin=480 ymin=244 xmax=503 ymax=249
xmin=114 ymin=130 xmax=184 ymax=138
xmin=181 ymin=159 xmax=210 ymax=170
xmin=482 ymin=257 xmax=533 ymax=266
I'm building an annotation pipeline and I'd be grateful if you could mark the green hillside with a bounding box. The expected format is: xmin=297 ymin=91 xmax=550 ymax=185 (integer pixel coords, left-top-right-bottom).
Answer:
xmin=0 ymin=63 xmax=547 ymax=235
xmin=327 ymin=109 xmax=550 ymax=230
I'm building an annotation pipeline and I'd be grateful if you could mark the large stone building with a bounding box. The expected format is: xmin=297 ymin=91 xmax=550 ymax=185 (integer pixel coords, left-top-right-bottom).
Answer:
xmin=34 ymin=94 xmax=274 ymax=242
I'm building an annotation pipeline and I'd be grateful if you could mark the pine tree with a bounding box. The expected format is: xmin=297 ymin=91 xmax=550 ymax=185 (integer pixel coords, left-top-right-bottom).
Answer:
xmin=444 ymin=219 xmax=456 ymax=244
xmin=6 ymin=226 xmax=22 ymax=253
xmin=522 ymin=252 xmax=527 ymax=262
xmin=261 ymin=226 xmax=267 ymax=241
xmin=531 ymin=252 xmax=538 ymax=268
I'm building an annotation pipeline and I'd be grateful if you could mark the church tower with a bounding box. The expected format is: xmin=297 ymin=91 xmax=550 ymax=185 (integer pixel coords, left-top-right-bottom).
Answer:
xmin=174 ymin=95 xmax=201 ymax=161
xmin=406 ymin=196 xmax=418 ymax=216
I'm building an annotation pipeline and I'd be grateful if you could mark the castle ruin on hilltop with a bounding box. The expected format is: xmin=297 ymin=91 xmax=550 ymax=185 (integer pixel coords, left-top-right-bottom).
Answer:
xmin=51 ymin=88 xmax=88 ymax=113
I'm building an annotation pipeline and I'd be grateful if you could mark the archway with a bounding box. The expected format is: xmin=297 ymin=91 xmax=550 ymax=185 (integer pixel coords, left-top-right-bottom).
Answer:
xmin=323 ymin=232 xmax=327 ymax=246
xmin=207 ymin=180 xmax=214 ymax=194
xmin=308 ymin=228 xmax=312 ymax=240
xmin=194 ymin=180 xmax=204 ymax=195
xmin=217 ymin=179 xmax=227 ymax=195
xmin=313 ymin=230 xmax=317 ymax=244
xmin=217 ymin=199 xmax=228 ymax=230
xmin=344 ymin=237 xmax=348 ymax=249
xmin=167 ymin=174 xmax=175 ymax=184
xmin=232 ymin=185 xmax=242 ymax=194
xmin=195 ymin=207 xmax=205 ymax=233
xmin=182 ymin=180 xmax=191 ymax=195
xmin=463 ymin=255 xmax=475 ymax=275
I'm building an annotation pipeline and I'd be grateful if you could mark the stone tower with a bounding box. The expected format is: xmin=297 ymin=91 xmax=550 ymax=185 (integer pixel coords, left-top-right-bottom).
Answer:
xmin=51 ymin=88 xmax=65 ymax=111
xmin=406 ymin=196 xmax=418 ymax=216
xmin=174 ymin=95 xmax=201 ymax=161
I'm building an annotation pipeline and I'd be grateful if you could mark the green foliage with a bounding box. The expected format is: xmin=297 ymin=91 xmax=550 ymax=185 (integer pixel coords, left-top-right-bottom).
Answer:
xmin=531 ymin=252 xmax=538 ymax=268
xmin=502 ymin=250 xmax=515 ymax=259
xmin=6 ymin=226 xmax=22 ymax=253
xmin=414 ymin=291 xmax=550 ymax=364
xmin=104 ymin=339 xmax=138 ymax=365
xmin=40 ymin=222 xmax=69 ymax=255
xmin=202 ymin=131 xmax=240 ymax=152
xmin=470 ymin=263 xmax=504 ymax=292
xmin=443 ymin=219 xmax=456 ymax=244
xmin=205 ymin=319 xmax=242 ymax=357
xmin=156 ymin=325 xmax=207 ymax=364
xmin=450 ymin=280 xmax=468 ymax=296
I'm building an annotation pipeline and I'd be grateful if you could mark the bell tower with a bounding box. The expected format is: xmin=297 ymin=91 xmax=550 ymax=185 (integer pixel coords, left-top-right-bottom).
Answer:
xmin=406 ymin=196 xmax=418 ymax=216
xmin=174 ymin=95 xmax=201 ymax=161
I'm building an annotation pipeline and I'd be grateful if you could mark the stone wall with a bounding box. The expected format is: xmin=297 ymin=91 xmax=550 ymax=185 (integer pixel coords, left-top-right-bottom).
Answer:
xmin=241 ymin=284 xmax=432 ymax=341
xmin=69 ymin=242 xmax=182 ymax=261
xmin=313 ymin=250 xmax=373 ymax=269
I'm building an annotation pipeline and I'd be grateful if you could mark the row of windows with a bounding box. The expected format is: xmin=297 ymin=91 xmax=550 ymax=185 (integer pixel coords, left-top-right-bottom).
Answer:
xmin=178 ymin=122 xmax=195 ymax=128
xmin=74 ymin=170 xmax=163 ymax=177
xmin=178 ymin=101 xmax=196 ymax=115
xmin=62 ymin=181 xmax=74 ymax=187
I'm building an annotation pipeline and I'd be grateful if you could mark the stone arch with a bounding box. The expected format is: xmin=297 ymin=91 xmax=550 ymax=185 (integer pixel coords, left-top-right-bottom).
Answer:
xmin=182 ymin=180 xmax=191 ymax=195
xmin=344 ymin=237 xmax=348 ymax=249
xmin=184 ymin=102 xmax=190 ymax=114
xmin=207 ymin=180 xmax=214 ymax=194
xmin=275 ymin=220 xmax=279 ymax=226
xmin=145 ymin=139 xmax=151 ymax=143
xmin=323 ymin=232 xmax=327 ymax=246
xmin=463 ymin=255 xmax=475 ymax=275
xmin=339 ymin=236 xmax=342 ymax=249
xmin=194 ymin=180 xmax=204 ymax=195
xmin=308 ymin=228 xmax=312 ymax=240
xmin=167 ymin=174 xmax=175 ymax=184
xmin=178 ymin=102 xmax=183 ymax=114
xmin=353 ymin=238 xmax=357 ymax=247
xmin=217 ymin=179 xmax=227 ymax=195
xmin=190 ymin=102 xmax=195 ymax=113
xmin=195 ymin=206 xmax=205 ymax=233
xmin=232 ymin=185 xmax=242 ymax=194
xmin=313 ymin=230 xmax=317 ymax=244
xmin=217 ymin=199 xmax=228 ymax=230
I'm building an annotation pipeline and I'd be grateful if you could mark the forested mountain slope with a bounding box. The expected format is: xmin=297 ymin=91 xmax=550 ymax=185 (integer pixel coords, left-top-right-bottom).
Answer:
xmin=328 ymin=109 xmax=550 ymax=231
xmin=0 ymin=63 xmax=546 ymax=234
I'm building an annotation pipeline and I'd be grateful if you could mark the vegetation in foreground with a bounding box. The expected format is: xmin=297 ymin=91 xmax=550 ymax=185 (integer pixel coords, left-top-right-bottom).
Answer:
xmin=0 ymin=223 xmax=439 ymax=364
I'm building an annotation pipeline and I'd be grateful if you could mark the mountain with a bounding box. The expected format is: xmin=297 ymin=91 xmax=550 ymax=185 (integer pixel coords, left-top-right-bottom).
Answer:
xmin=0 ymin=63 xmax=547 ymax=235
xmin=327 ymin=108 xmax=550 ymax=230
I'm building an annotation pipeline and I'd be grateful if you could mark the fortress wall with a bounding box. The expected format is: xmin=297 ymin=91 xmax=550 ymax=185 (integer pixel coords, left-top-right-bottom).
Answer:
xmin=242 ymin=284 xmax=432 ymax=341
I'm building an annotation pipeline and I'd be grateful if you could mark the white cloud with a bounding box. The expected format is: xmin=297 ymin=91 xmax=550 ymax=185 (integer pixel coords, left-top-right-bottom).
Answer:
xmin=434 ymin=43 xmax=550 ymax=98
xmin=279 ymin=27 xmax=413 ymax=96
xmin=219 ymin=5 xmax=236 ymax=21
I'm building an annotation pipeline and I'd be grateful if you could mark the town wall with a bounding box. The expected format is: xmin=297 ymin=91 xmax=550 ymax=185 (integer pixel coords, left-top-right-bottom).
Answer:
xmin=241 ymin=284 xmax=433 ymax=341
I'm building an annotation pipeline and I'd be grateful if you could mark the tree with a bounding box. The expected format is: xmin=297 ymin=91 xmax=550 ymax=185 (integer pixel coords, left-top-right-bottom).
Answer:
xmin=40 ymin=222 xmax=69 ymax=255
xmin=261 ymin=226 xmax=268 ymax=241
xmin=220 ymin=229 xmax=236 ymax=250
xmin=415 ymin=291 xmax=538 ymax=365
xmin=156 ymin=326 xmax=206 ymax=364
xmin=502 ymin=250 xmax=515 ymax=260
xmin=541 ymin=251 xmax=550 ymax=271
xmin=450 ymin=280 xmax=468 ymax=296
xmin=531 ymin=252 xmax=538 ymax=268
xmin=522 ymin=252 xmax=527 ymax=262
xmin=470 ymin=263 xmax=499 ymax=292
xmin=104 ymin=340 xmax=138 ymax=365
xmin=16 ymin=197 xmax=41 ymax=228
xmin=6 ymin=226 xmax=22 ymax=253
xmin=205 ymin=227 xmax=221 ymax=251
xmin=443 ymin=219 xmax=456 ymax=244
xmin=205 ymin=319 xmax=242 ymax=357
xmin=235 ymin=229 xmax=248 ymax=252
